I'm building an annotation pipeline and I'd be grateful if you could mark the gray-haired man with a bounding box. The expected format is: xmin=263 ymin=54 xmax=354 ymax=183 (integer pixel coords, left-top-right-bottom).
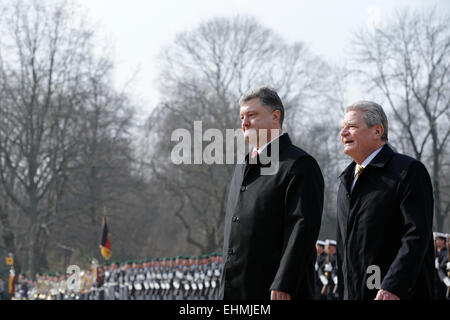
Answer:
xmin=337 ymin=101 xmax=434 ymax=300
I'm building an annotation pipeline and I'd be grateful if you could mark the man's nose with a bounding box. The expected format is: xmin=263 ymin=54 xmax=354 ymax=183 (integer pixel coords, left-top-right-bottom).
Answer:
xmin=340 ymin=127 xmax=349 ymax=137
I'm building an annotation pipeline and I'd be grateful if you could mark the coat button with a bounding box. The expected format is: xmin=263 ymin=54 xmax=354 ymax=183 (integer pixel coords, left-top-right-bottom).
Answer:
xmin=240 ymin=185 xmax=247 ymax=192
xmin=346 ymin=192 xmax=350 ymax=198
xmin=232 ymin=216 xmax=239 ymax=222
xmin=228 ymin=248 xmax=234 ymax=255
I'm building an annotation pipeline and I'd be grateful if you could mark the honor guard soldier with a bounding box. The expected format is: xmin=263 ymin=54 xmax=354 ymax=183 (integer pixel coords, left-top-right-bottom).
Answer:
xmin=319 ymin=240 xmax=338 ymax=300
xmin=198 ymin=255 xmax=209 ymax=300
xmin=118 ymin=261 xmax=126 ymax=300
xmin=156 ymin=258 xmax=164 ymax=299
xmin=148 ymin=259 xmax=155 ymax=299
xmin=160 ymin=258 xmax=168 ymax=299
xmin=102 ymin=262 xmax=111 ymax=300
xmin=28 ymin=279 xmax=37 ymax=300
xmin=58 ymin=274 xmax=67 ymax=300
xmin=181 ymin=256 xmax=191 ymax=300
xmin=210 ymin=252 xmax=222 ymax=299
xmin=127 ymin=261 xmax=136 ymax=300
xmin=96 ymin=265 xmax=105 ymax=300
xmin=173 ymin=256 xmax=184 ymax=300
xmin=41 ymin=274 xmax=50 ymax=300
xmin=183 ymin=256 xmax=194 ymax=299
xmin=163 ymin=257 xmax=172 ymax=300
xmin=167 ymin=257 xmax=176 ymax=300
xmin=0 ymin=278 xmax=5 ymax=300
xmin=142 ymin=260 xmax=151 ymax=300
xmin=121 ymin=261 xmax=130 ymax=299
xmin=187 ymin=256 xmax=198 ymax=300
xmin=136 ymin=261 xmax=146 ymax=300
xmin=111 ymin=262 xmax=121 ymax=299
xmin=314 ymin=240 xmax=327 ymax=300
xmin=447 ymin=235 xmax=450 ymax=300
xmin=16 ymin=273 xmax=29 ymax=300
xmin=433 ymin=232 xmax=449 ymax=299
xmin=193 ymin=256 xmax=202 ymax=300
xmin=148 ymin=259 xmax=157 ymax=300
xmin=203 ymin=255 xmax=213 ymax=299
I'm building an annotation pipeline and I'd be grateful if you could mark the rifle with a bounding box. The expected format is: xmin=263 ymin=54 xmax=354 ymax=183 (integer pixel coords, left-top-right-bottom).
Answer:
xmin=321 ymin=251 xmax=331 ymax=295
xmin=332 ymin=260 xmax=338 ymax=296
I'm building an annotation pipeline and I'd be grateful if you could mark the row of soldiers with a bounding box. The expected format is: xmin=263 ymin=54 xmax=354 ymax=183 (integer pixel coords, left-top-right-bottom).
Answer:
xmin=434 ymin=232 xmax=450 ymax=300
xmin=11 ymin=232 xmax=450 ymax=300
xmin=314 ymin=239 xmax=338 ymax=300
xmin=12 ymin=253 xmax=223 ymax=300
xmin=313 ymin=232 xmax=450 ymax=300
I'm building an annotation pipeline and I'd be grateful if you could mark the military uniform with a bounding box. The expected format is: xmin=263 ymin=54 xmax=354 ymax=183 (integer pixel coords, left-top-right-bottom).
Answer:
xmin=434 ymin=232 xmax=450 ymax=299
xmin=317 ymin=240 xmax=338 ymax=300
xmin=314 ymin=240 xmax=327 ymax=300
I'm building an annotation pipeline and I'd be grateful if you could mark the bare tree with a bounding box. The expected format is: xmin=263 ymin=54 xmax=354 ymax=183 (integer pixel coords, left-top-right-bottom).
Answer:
xmin=352 ymin=8 xmax=450 ymax=231
xmin=0 ymin=0 xmax=113 ymax=277
xmin=141 ymin=16 xmax=335 ymax=253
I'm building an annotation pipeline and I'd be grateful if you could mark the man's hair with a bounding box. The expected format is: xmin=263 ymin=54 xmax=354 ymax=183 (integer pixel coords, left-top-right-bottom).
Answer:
xmin=345 ymin=100 xmax=389 ymax=141
xmin=239 ymin=86 xmax=284 ymax=128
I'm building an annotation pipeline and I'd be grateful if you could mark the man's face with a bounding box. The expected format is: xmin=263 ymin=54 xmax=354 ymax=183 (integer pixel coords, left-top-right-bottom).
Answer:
xmin=326 ymin=245 xmax=336 ymax=255
xmin=240 ymin=98 xmax=280 ymax=149
xmin=316 ymin=244 xmax=324 ymax=254
xmin=435 ymin=238 xmax=445 ymax=249
xmin=341 ymin=110 xmax=382 ymax=164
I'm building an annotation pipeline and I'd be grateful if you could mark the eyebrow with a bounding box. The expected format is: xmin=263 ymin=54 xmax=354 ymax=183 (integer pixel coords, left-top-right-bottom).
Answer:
xmin=343 ymin=120 xmax=358 ymax=126
xmin=240 ymin=109 xmax=257 ymax=116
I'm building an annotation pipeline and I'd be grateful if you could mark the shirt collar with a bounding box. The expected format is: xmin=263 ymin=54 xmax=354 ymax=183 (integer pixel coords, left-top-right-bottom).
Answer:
xmin=252 ymin=132 xmax=284 ymax=155
xmin=355 ymin=145 xmax=384 ymax=173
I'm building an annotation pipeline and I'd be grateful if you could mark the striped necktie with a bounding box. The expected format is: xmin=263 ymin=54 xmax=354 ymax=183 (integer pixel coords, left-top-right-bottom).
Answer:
xmin=355 ymin=164 xmax=364 ymax=178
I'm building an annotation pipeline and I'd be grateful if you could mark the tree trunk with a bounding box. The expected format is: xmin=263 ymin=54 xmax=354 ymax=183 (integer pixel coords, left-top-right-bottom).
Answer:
xmin=0 ymin=198 xmax=21 ymax=274
xmin=432 ymin=131 xmax=442 ymax=231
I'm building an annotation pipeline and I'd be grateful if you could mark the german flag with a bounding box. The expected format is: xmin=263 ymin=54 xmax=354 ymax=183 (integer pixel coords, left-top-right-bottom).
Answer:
xmin=100 ymin=214 xmax=112 ymax=260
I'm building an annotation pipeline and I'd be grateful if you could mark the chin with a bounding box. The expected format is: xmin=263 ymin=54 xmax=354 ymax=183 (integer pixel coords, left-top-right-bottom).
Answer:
xmin=343 ymin=148 xmax=353 ymax=156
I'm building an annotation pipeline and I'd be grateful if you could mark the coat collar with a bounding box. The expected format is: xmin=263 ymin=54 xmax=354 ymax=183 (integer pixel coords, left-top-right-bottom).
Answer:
xmin=339 ymin=143 xmax=394 ymax=178
xmin=338 ymin=144 xmax=394 ymax=192
xmin=245 ymin=132 xmax=292 ymax=165
xmin=366 ymin=143 xmax=394 ymax=168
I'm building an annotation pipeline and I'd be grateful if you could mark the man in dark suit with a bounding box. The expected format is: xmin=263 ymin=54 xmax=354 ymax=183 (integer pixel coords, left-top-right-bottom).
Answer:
xmin=219 ymin=86 xmax=324 ymax=300
xmin=337 ymin=100 xmax=435 ymax=300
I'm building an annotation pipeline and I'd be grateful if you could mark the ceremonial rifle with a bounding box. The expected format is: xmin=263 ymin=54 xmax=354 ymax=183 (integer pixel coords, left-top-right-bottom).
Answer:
xmin=321 ymin=251 xmax=331 ymax=295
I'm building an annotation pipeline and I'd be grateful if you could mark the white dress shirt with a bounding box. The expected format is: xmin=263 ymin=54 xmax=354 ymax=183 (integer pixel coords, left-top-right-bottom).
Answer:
xmin=252 ymin=132 xmax=284 ymax=155
xmin=350 ymin=145 xmax=384 ymax=192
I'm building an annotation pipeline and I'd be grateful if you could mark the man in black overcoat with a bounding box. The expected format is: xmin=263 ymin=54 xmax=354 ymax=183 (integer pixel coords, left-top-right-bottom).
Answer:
xmin=219 ymin=87 xmax=324 ymax=300
xmin=337 ymin=100 xmax=435 ymax=300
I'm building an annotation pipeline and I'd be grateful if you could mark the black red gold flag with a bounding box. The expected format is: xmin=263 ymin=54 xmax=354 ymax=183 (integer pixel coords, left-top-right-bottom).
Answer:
xmin=100 ymin=214 xmax=111 ymax=260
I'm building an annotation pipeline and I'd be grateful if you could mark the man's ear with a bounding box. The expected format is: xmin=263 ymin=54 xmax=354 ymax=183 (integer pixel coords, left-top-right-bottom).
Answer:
xmin=272 ymin=110 xmax=281 ymax=123
xmin=374 ymin=124 xmax=384 ymax=139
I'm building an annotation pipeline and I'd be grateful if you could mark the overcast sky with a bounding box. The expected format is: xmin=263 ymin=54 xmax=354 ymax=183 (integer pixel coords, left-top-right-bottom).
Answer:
xmin=78 ymin=0 xmax=450 ymax=118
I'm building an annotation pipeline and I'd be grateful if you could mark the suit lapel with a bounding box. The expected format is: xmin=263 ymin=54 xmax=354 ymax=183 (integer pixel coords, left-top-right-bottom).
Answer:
xmin=243 ymin=133 xmax=293 ymax=182
xmin=339 ymin=162 xmax=355 ymax=195
xmin=344 ymin=144 xmax=395 ymax=241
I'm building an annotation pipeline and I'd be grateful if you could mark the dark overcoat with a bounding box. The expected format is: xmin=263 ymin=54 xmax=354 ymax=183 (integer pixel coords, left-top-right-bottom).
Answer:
xmin=336 ymin=144 xmax=435 ymax=300
xmin=219 ymin=133 xmax=324 ymax=300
